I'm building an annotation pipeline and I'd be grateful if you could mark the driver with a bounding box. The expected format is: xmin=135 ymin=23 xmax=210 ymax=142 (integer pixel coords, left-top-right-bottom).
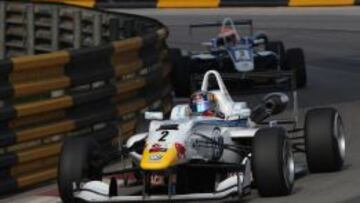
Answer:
xmin=217 ymin=27 xmax=239 ymax=46
xmin=189 ymin=91 xmax=224 ymax=118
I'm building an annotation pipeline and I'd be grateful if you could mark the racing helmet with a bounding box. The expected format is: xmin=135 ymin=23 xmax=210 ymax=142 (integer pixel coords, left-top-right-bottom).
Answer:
xmin=190 ymin=91 xmax=217 ymax=116
xmin=218 ymin=28 xmax=239 ymax=46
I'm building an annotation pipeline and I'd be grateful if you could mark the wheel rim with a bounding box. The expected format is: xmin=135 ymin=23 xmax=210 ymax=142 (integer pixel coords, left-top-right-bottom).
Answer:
xmin=283 ymin=140 xmax=295 ymax=187
xmin=334 ymin=113 xmax=346 ymax=162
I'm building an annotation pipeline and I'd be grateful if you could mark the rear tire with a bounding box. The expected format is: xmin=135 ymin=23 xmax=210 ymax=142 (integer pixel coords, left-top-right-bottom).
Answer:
xmin=305 ymin=108 xmax=346 ymax=173
xmin=284 ymin=48 xmax=307 ymax=88
xmin=169 ymin=48 xmax=191 ymax=97
xmin=252 ymin=127 xmax=294 ymax=197
xmin=58 ymin=137 xmax=101 ymax=203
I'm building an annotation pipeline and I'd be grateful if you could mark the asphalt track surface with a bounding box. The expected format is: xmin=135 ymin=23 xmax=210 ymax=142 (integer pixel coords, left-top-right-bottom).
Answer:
xmin=2 ymin=7 xmax=360 ymax=203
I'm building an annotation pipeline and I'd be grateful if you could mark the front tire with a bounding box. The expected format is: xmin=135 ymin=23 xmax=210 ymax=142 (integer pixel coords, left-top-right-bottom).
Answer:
xmin=252 ymin=127 xmax=294 ymax=197
xmin=58 ymin=137 xmax=101 ymax=203
xmin=305 ymin=108 xmax=346 ymax=173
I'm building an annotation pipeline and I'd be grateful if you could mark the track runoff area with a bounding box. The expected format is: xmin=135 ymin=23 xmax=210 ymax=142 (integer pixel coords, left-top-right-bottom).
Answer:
xmin=2 ymin=7 xmax=360 ymax=203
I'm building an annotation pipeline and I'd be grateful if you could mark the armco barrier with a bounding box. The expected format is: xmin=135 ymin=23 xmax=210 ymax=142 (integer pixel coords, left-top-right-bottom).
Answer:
xmin=66 ymin=0 xmax=357 ymax=8
xmin=0 ymin=1 xmax=172 ymax=195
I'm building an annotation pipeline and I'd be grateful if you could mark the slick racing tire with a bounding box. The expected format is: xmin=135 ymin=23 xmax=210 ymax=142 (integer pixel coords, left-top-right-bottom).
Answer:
xmin=267 ymin=41 xmax=285 ymax=68
xmin=169 ymin=48 xmax=191 ymax=97
xmin=58 ymin=137 xmax=101 ymax=203
xmin=305 ymin=108 xmax=346 ymax=173
xmin=284 ymin=48 xmax=307 ymax=88
xmin=252 ymin=127 xmax=295 ymax=197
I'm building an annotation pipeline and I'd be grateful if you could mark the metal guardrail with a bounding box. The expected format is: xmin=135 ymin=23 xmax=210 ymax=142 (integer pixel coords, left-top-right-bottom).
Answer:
xmin=0 ymin=1 xmax=172 ymax=195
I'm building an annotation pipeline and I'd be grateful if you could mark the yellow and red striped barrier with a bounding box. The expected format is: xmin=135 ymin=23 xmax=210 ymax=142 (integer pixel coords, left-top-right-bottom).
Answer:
xmin=49 ymin=0 xmax=359 ymax=8
xmin=0 ymin=1 xmax=172 ymax=195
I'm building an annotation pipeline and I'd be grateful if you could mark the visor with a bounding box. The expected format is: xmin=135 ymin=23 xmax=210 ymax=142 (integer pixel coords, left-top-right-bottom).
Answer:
xmin=190 ymin=101 xmax=212 ymax=113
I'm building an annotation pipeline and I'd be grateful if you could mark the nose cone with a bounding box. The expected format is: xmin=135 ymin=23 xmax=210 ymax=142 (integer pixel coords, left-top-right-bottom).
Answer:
xmin=140 ymin=145 xmax=179 ymax=170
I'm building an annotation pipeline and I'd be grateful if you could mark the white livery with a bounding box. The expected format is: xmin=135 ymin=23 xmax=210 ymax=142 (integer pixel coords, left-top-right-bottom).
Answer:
xmin=58 ymin=70 xmax=346 ymax=203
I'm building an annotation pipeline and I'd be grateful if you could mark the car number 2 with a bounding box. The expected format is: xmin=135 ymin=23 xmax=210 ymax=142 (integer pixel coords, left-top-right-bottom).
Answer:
xmin=158 ymin=131 xmax=169 ymax=142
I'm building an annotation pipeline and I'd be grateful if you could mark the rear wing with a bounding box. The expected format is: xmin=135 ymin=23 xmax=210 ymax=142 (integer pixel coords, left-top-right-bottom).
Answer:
xmin=189 ymin=19 xmax=254 ymax=35
xmin=189 ymin=19 xmax=253 ymax=28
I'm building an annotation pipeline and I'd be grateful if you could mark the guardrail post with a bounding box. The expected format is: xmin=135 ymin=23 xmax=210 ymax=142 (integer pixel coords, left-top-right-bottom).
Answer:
xmin=26 ymin=3 xmax=35 ymax=55
xmin=94 ymin=13 xmax=102 ymax=46
xmin=51 ymin=6 xmax=59 ymax=51
xmin=0 ymin=2 xmax=5 ymax=59
xmin=74 ymin=9 xmax=82 ymax=49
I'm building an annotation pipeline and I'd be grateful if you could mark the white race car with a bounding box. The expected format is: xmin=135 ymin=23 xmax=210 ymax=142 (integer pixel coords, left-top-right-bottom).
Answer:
xmin=58 ymin=70 xmax=346 ymax=202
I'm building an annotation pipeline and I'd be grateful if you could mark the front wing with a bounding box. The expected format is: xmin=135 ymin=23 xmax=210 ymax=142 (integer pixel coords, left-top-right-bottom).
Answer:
xmin=74 ymin=160 xmax=252 ymax=202
xmin=75 ymin=185 xmax=242 ymax=202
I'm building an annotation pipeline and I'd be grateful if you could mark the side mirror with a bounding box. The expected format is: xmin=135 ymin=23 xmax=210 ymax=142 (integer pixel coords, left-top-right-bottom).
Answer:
xmin=262 ymin=92 xmax=289 ymax=115
xmin=253 ymin=32 xmax=268 ymax=45
xmin=201 ymin=42 xmax=213 ymax=47
xmin=250 ymin=92 xmax=289 ymax=123
xmin=145 ymin=112 xmax=164 ymax=120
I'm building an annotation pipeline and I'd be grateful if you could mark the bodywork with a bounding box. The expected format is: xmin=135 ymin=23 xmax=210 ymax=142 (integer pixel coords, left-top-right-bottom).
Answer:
xmin=73 ymin=70 xmax=298 ymax=202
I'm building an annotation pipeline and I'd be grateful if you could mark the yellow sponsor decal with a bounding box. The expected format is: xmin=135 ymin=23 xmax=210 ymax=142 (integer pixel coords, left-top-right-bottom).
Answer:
xmin=140 ymin=145 xmax=178 ymax=170
xmin=157 ymin=0 xmax=220 ymax=8
xmin=289 ymin=0 xmax=354 ymax=6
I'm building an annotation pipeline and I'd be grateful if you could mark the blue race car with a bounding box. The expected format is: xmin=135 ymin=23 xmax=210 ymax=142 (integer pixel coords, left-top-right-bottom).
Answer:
xmin=170 ymin=18 xmax=306 ymax=97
